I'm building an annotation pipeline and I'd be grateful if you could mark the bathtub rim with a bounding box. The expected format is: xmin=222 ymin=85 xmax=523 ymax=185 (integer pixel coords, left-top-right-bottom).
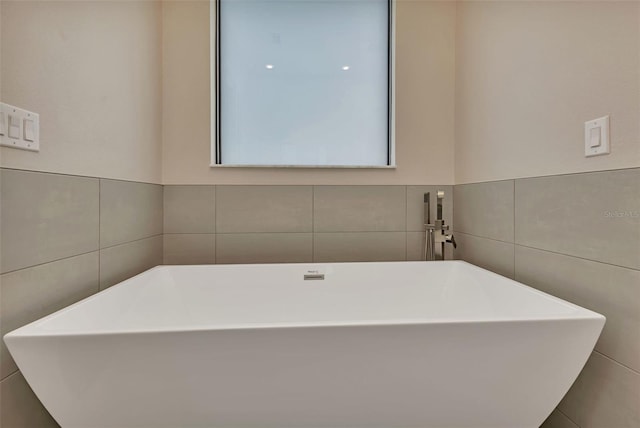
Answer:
xmin=5 ymin=260 xmax=605 ymax=339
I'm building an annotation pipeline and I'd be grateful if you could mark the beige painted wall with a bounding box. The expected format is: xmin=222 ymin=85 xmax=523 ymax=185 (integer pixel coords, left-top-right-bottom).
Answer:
xmin=162 ymin=0 xmax=456 ymax=185
xmin=3 ymin=1 xmax=636 ymax=186
xmin=0 ymin=1 xmax=162 ymax=184
xmin=455 ymin=1 xmax=640 ymax=184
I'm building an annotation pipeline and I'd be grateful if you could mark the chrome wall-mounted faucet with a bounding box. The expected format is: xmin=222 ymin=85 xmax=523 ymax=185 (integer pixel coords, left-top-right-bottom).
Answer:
xmin=424 ymin=191 xmax=456 ymax=261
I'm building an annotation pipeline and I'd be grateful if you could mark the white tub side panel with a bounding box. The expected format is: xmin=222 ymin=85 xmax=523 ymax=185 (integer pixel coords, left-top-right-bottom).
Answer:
xmin=7 ymin=319 xmax=604 ymax=428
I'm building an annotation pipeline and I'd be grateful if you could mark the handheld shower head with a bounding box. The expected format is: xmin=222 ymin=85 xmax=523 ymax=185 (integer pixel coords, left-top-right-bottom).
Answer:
xmin=424 ymin=192 xmax=430 ymax=225
xmin=437 ymin=190 xmax=444 ymax=221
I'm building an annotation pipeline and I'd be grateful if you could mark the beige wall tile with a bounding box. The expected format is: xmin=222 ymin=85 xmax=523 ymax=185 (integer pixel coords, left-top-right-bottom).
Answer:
xmin=515 ymin=169 xmax=640 ymax=269
xmin=0 ymin=169 xmax=99 ymax=273
xmin=559 ymin=352 xmax=640 ymax=428
xmin=406 ymin=185 xmax=453 ymax=232
xmin=216 ymin=233 xmax=312 ymax=264
xmin=453 ymin=180 xmax=514 ymax=242
xmin=406 ymin=231 xmax=425 ymax=261
xmin=216 ymin=186 xmax=312 ymax=233
xmin=99 ymin=236 xmax=162 ymax=289
xmin=164 ymin=185 xmax=215 ymax=233
xmin=453 ymin=232 xmax=514 ymax=278
xmin=314 ymin=232 xmax=406 ymax=262
xmin=515 ymin=245 xmax=640 ymax=374
xmin=407 ymin=231 xmax=454 ymax=261
xmin=0 ymin=252 xmax=98 ymax=379
xmin=541 ymin=409 xmax=579 ymax=428
xmin=164 ymin=234 xmax=215 ymax=265
xmin=100 ymin=179 xmax=163 ymax=248
xmin=314 ymin=186 xmax=406 ymax=232
xmin=1 ymin=371 xmax=59 ymax=428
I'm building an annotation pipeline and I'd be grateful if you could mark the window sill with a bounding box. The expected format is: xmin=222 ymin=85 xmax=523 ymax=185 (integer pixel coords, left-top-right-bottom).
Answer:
xmin=209 ymin=164 xmax=397 ymax=169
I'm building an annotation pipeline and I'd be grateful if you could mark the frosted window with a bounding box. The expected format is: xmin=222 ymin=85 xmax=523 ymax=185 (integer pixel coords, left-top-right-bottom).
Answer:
xmin=215 ymin=0 xmax=391 ymax=166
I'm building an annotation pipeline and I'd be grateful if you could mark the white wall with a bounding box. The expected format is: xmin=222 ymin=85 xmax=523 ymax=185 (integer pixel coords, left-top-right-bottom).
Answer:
xmin=0 ymin=0 xmax=162 ymax=184
xmin=3 ymin=1 xmax=637 ymax=186
xmin=162 ymin=0 xmax=456 ymax=185
xmin=455 ymin=1 xmax=640 ymax=184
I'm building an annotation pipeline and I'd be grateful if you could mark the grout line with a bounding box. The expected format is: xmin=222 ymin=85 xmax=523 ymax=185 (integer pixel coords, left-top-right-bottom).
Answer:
xmin=0 ymin=166 xmax=162 ymax=186
xmin=213 ymin=185 xmax=217 ymax=264
xmin=452 ymin=231 xmax=640 ymax=272
xmin=514 ymin=242 xmax=640 ymax=272
xmin=212 ymin=185 xmax=217 ymax=235
xmin=454 ymin=165 xmax=639 ymax=186
xmin=404 ymin=230 xmax=407 ymax=261
xmin=0 ymin=249 xmax=100 ymax=276
xmin=4 ymin=165 xmax=634 ymax=190
xmin=163 ymin=232 xmax=217 ymax=235
xmin=311 ymin=186 xmax=315 ymax=262
xmin=512 ymin=179 xmax=516 ymax=278
xmin=161 ymin=185 xmax=166 ymax=265
xmin=0 ymin=368 xmax=22 ymax=384
xmin=404 ymin=185 xmax=408 ymax=261
xmin=451 ymin=231 xmax=514 ymax=245
xmin=1 ymin=367 xmax=20 ymax=383
xmin=556 ymin=408 xmax=581 ymax=428
xmin=191 ymin=229 xmax=430 ymax=234
xmin=166 ymin=184 xmax=217 ymax=187
xmin=98 ymin=179 xmax=101 ymax=286
xmin=98 ymin=234 xmax=164 ymax=252
xmin=593 ymin=350 xmax=640 ymax=376
xmin=211 ymin=231 xmax=407 ymax=235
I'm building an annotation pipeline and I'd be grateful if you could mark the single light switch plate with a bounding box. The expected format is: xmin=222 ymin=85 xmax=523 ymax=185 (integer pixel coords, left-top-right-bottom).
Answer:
xmin=0 ymin=102 xmax=39 ymax=152
xmin=584 ymin=115 xmax=609 ymax=157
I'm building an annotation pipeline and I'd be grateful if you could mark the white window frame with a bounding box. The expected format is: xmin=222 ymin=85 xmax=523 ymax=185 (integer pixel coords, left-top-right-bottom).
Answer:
xmin=210 ymin=0 xmax=396 ymax=169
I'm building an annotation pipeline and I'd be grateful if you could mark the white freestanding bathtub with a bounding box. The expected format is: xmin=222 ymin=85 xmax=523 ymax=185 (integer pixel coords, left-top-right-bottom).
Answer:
xmin=5 ymin=261 xmax=604 ymax=428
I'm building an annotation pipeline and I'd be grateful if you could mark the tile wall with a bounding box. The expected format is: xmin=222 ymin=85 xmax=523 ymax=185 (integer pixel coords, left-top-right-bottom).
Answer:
xmin=1 ymin=179 xmax=453 ymax=427
xmin=0 ymin=168 xmax=163 ymax=427
xmin=2 ymin=168 xmax=638 ymax=427
xmin=163 ymin=185 xmax=454 ymax=265
xmin=452 ymin=168 xmax=640 ymax=428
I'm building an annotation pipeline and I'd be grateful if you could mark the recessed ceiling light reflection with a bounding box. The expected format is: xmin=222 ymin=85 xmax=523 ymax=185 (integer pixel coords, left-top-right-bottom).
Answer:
xmin=342 ymin=66 xmax=350 ymax=71
xmin=265 ymin=64 xmax=274 ymax=70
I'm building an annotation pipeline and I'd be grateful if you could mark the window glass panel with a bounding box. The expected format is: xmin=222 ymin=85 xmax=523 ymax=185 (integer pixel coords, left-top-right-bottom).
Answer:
xmin=218 ymin=0 xmax=390 ymax=166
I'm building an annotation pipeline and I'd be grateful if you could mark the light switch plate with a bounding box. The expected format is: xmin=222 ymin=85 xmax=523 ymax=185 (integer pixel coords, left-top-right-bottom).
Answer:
xmin=0 ymin=102 xmax=39 ymax=152
xmin=584 ymin=115 xmax=609 ymax=157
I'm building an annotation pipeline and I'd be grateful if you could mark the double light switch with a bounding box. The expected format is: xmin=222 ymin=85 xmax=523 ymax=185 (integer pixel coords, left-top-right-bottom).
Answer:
xmin=0 ymin=102 xmax=39 ymax=151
